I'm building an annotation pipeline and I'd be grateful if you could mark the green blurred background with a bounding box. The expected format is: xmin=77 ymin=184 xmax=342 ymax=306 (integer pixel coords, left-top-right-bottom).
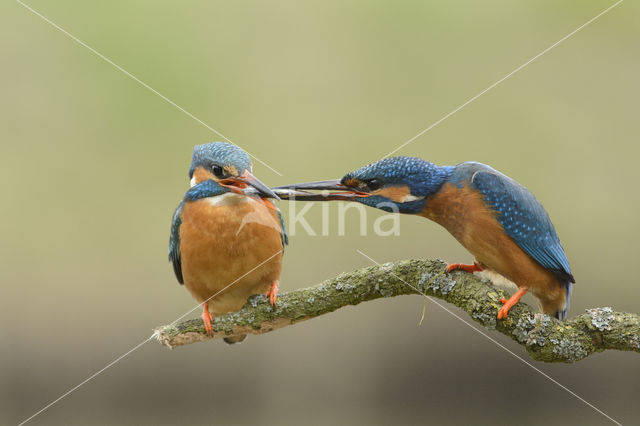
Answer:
xmin=2 ymin=0 xmax=639 ymax=424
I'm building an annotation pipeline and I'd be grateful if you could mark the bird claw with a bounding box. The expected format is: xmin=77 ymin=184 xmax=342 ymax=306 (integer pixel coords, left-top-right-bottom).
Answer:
xmin=266 ymin=281 xmax=279 ymax=308
xmin=497 ymin=304 xmax=510 ymax=320
xmin=445 ymin=262 xmax=483 ymax=274
xmin=497 ymin=288 xmax=528 ymax=320
xmin=201 ymin=304 xmax=213 ymax=335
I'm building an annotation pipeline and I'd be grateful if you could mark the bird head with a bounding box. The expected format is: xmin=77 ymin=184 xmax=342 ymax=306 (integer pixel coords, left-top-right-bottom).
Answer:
xmin=275 ymin=157 xmax=452 ymax=214
xmin=188 ymin=142 xmax=279 ymax=199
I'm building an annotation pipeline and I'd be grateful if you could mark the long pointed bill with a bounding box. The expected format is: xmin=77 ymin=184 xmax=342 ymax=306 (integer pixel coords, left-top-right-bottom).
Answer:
xmin=274 ymin=179 xmax=346 ymax=192
xmin=272 ymin=179 xmax=370 ymax=201
xmin=220 ymin=170 xmax=281 ymax=200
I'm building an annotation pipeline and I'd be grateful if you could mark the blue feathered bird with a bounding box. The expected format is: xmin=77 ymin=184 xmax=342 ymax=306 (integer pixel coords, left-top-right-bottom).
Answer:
xmin=169 ymin=142 xmax=287 ymax=343
xmin=275 ymin=157 xmax=574 ymax=320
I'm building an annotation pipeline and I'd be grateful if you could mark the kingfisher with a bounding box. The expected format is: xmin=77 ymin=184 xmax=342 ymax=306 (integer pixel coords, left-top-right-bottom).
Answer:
xmin=169 ymin=142 xmax=287 ymax=343
xmin=274 ymin=157 xmax=574 ymax=320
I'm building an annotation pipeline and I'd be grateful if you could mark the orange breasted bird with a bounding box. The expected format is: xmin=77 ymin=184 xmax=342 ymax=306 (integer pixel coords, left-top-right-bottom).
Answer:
xmin=169 ymin=142 xmax=287 ymax=343
xmin=274 ymin=158 xmax=573 ymax=320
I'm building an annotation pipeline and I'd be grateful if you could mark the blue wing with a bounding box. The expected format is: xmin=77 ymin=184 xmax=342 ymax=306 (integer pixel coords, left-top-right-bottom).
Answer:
xmin=170 ymin=180 xmax=227 ymax=285
xmin=169 ymin=200 xmax=185 ymax=285
xmin=469 ymin=167 xmax=574 ymax=283
xmin=276 ymin=207 xmax=289 ymax=249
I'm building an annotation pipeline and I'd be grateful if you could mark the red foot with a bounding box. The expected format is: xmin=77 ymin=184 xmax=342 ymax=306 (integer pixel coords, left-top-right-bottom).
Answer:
xmin=201 ymin=303 xmax=213 ymax=335
xmin=446 ymin=262 xmax=483 ymax=274
xmin=497 ymin=288 xmax=528 ymax=319
xmin=266 ymin=280 xmax=279 ymax=307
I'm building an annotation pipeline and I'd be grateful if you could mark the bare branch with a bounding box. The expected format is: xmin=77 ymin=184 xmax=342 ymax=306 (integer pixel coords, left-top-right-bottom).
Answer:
xmin=153 ymin=259 xmax=640 ymax=363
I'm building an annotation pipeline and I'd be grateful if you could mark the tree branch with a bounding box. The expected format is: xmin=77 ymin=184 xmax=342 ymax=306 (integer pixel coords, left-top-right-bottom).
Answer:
xmin=153 ymin=259 xmax=640 ymax=363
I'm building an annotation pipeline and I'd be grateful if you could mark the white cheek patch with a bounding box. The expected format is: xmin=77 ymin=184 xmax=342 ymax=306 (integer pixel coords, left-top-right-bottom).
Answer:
xmin=190 ymin=176 xmax=197 ymax=187
xmin=401 ymin=194 xmax=422 ymax=202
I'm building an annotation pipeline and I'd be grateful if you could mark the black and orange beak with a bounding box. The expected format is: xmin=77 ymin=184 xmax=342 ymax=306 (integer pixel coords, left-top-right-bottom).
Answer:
xmin=220 ymin=170 xmax=280 ymax=200
xmin=272 ymin=179 xmax=370 ymax=201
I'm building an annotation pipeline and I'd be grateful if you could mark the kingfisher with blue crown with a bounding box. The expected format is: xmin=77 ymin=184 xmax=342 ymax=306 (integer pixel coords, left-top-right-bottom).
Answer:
xmin=169 ymin=142 xmax=287 ymax=343
xmin=274 ymin=157 xmax=574 ymax=320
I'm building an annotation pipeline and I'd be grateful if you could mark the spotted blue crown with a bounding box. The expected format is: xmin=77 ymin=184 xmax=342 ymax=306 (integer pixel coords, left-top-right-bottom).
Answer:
xmin=343 ymin=157 xmax=453 ymax=213
xmin=188 ymin=142 xmax=252 ymax=178
xmin=343 ymin=157 xmax=453 ymax=196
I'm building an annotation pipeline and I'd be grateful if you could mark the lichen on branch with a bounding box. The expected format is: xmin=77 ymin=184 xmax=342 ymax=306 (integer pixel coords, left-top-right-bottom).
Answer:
xmin=153 ymin=259 xmax=640 ymax=363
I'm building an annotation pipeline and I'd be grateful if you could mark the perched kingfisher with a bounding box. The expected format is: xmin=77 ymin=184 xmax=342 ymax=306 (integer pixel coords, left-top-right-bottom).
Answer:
xmin=274 ymin=157 xmax=574 ymax=320
xmin=169 ymin=142 xmax=287 ymax=343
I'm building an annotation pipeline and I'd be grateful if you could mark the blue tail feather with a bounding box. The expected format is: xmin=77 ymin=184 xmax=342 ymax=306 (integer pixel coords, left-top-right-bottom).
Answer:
xmin=555 ymin=282 xmax=573 ymax=320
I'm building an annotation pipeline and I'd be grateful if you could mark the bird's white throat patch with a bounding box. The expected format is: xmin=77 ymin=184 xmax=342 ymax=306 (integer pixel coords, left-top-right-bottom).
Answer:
xmin=203 ymin=192 xmax=252 ymax=207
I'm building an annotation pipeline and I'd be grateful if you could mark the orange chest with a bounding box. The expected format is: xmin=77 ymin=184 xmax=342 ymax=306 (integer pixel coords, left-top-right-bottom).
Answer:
xmin=420 ymin=183 xmax=554 ymax=288
xmin=420 ymin=183 xmax=497 ymax=244
xmin=420 ymin=183 xmax=515 ymax=265
xmin=178 ymin=193 xmax=285 ymax=311
xmin=180 ymin=194 xmax=283 ymax=255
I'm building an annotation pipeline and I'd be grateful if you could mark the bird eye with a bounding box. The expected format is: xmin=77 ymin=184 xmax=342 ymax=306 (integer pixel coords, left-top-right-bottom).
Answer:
xmin=367 ymin=178 xmax=382 ymax=191
xmin=212 ymin=165 xmax=225 ymax=178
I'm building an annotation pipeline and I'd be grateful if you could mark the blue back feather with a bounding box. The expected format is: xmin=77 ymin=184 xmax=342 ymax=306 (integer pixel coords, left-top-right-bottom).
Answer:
xmin=455 ymin=162 xmax=574 ymax=283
